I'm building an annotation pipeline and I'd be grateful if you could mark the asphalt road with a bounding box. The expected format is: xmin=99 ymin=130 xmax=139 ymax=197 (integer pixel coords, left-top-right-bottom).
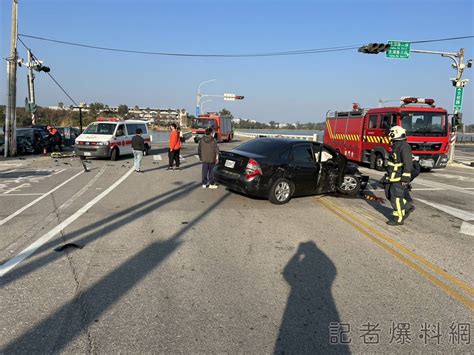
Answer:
xmin=0 ymin=139 xmax=472 ymax=353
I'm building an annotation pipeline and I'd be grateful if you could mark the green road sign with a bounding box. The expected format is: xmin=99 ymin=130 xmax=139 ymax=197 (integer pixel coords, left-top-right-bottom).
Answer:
xmin=386 ymin=41 xmax=411 ymax=59
xmin=453 ymin=87 xmax=463 ymax=112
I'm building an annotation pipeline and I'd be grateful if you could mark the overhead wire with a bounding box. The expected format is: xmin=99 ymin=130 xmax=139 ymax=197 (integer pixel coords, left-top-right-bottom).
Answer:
xmin=18 ymin=33 xmax=474 ymax=58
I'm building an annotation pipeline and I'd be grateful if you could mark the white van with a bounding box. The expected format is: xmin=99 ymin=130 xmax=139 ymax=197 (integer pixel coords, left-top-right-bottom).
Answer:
xmin=74 ymin=117 xmax=152 ymax=160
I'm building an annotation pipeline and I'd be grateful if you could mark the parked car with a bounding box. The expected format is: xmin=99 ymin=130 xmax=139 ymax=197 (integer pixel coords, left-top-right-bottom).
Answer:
xmin=214 ymin=138 xmax=369 ymax=204
xmin=16 ymin=128 xmax=50 ymax=155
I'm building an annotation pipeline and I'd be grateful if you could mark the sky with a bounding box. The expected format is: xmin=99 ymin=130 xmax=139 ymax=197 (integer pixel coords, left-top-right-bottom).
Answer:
xmin=1 ymin=0 xmax=473 ymax=124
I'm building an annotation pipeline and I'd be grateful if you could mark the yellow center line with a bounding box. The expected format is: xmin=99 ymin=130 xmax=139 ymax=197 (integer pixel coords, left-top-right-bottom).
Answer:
xmin=317 ymin=197 xmax=474 ymax=310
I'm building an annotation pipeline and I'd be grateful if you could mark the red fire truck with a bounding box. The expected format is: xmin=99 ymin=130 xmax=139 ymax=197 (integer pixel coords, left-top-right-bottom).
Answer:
xmin=192 ymin=113 xmax=233 ymax=143
xmin=323 ymin=98 xmax=450 ymax=171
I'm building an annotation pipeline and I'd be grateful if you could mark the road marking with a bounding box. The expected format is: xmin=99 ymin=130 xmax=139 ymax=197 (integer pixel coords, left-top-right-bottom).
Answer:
xmin=0 ymin=168 xmax=134 ymax=277
xmin=53 ymin=169 xmax=66 ymax=175
xmin=59 ymin=166 xmax=106 ymax=210
xmin=416 ymin=199 xmax=474 ymax=222
xmin=317 ymin=197 xmax=474 ymax=310
xmin=0 ymin=193 xmax=44 ymax=196
xmin=412 ymin=178 xmax=474 ymax=196
xmin=460 ymin=222 xmax=474 ymax=236
xmin=2 ymin=183 xmax=30 ymax=194
xmin=0 ymin=168 xmax=18 ymax=175
xmin=153 ymin=154 xmax=162 ymax=161
xmin=0 ymin=171 xmax=83 ymax=226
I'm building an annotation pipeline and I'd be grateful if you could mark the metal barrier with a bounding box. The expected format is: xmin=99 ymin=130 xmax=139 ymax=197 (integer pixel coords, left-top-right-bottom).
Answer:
xmin=456 ymin=134 xmax=474 ymax=144
xmin=235 ymin=131 xmax=318 ymax=142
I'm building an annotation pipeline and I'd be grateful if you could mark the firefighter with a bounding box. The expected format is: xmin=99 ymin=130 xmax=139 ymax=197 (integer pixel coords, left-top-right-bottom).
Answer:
xmin=384 ymin=125 xmax=414 ymax=226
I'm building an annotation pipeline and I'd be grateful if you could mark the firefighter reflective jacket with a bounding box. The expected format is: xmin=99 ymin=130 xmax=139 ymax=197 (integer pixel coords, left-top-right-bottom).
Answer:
xmin=386 ymin=140 xmax=413 ymax=183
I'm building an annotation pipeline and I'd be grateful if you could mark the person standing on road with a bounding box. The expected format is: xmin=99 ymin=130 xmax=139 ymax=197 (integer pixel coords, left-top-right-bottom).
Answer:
xmin=132 ymin=128 xmax=145 ymax=173
xmin=198 ymin=127 xmax=219 ymax=189
xmin=168 ymin=123 xmax=181 ymax=170
xmin=384 ymin=125 xmax=414 ymax=226
xmin=47 ymin=125 xmax=62 ymax=153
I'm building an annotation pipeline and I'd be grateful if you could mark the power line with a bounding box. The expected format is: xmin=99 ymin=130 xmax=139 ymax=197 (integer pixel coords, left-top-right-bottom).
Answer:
xmin=18 ymin=36 xmax=79 ymax=106
xmin=18 ymin=33 xmax=474 ymax=58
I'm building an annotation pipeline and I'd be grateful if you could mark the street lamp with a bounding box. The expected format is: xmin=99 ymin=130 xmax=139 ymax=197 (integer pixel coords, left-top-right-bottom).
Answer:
xmin=200 ymin=99 xmax=212 ymax=113
xmin=196 ymin=79 xmax=216 ymax=116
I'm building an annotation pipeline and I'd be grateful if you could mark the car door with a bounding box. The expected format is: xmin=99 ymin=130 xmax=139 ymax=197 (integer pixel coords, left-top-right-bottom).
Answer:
xmin=289 ymin=143 xmax=319 ymax=195
xmin=315 ymin=144 xmax=342 ymax=194
xmin=114 ymin=124 xmax=128 ymax=152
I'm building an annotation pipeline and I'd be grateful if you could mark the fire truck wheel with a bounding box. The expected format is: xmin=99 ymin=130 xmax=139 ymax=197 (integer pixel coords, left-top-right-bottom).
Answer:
xmin=375 ymin=153 xmax=385 ymax=171
xmin=110 ymin=147 xmax=119 ymax=161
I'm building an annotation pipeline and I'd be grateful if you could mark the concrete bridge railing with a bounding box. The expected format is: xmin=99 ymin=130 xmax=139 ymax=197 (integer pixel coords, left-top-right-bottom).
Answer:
xmin=235 ymin=131 xmax=318 ymax=142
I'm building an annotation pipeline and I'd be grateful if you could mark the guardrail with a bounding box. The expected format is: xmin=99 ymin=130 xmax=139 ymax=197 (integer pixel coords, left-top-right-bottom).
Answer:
xmin=456 ymin=134 xmax=474 ymax=144
xmin=235 ymin=131 xmax=318 ymax=142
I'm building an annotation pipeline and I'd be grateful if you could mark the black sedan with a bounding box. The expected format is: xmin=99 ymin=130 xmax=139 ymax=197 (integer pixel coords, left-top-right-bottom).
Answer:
xmin=214 ymin=138 xmax=368 ymax=204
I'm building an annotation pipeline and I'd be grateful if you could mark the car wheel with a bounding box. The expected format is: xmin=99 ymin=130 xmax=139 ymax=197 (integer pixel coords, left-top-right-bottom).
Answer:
xmin=421 ymin=167 xmax=432 ymax=172
xmin=144 ymin=144 xmax=150 ymax=156
xmin=337 ymin=174 xmax=361 ymax=196
xmin=268 ymin=178 xmax=294 ymax=205
xmin=375 ymin=153 xmax=385 ymax=171
xmin=110 ymin=147 xmax=119 ymax=161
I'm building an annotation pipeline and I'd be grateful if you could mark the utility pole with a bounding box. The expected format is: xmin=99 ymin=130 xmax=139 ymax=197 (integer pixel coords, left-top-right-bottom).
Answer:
xmin=5 ymin=0 xmax=18 ymax=157
xmin=27 ymin=49 xmax=36 ymax=125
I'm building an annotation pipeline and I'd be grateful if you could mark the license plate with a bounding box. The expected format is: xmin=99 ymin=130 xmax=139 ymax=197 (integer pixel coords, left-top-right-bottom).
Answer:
xmin=421 ymin=159 xmax=434 ymax=167
xmin=84 ymin=152 xmax=92 ymax=156
xmin=224 ymin=159 xmax=235 ymax=168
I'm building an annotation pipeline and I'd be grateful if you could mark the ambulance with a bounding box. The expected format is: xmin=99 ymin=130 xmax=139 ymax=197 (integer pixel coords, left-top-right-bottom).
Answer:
xmin=74 ymin=117 xmax=152 ymax=160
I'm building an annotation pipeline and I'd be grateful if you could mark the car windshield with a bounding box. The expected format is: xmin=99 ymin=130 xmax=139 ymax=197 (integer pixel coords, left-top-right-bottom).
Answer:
xmin=193 ymin=119 xmax=216 ymax=129
xmin=83 ymin=123 xmax=116 ymax=135
xmin=401 ymin=111 xmax=447 ymax=136
xmin=234 ymin=139 xmax=286 ymax=157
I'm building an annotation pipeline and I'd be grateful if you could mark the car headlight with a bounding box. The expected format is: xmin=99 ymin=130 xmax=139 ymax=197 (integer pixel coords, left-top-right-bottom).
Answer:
xmin=96 ymin=142 xmax=109 ymax=146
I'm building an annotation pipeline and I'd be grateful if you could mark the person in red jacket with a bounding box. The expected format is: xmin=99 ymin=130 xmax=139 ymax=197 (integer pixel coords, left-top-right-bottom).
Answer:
xmin=168 ymin=123 xmax=181 ymax=170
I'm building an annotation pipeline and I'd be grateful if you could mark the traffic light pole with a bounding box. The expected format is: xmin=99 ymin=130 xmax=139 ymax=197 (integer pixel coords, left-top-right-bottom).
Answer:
xmin=5 ymin=0 xmax=18 ymax=157
xmin=410 ymin=48 xmax=469 ymax=164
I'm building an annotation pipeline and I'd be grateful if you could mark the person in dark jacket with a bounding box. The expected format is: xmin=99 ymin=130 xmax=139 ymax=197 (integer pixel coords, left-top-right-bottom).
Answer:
xmin=384 ymin=125 xmax=414 ymax=226
xmin=132 ymin=128 xmax=145 ymax=172
xmin=198 ymin=127 xmax=219 ymax=188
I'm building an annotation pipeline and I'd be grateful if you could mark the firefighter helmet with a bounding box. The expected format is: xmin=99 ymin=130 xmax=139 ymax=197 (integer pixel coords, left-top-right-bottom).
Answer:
xmin=389 ymin=125 xmax=406 ymax=140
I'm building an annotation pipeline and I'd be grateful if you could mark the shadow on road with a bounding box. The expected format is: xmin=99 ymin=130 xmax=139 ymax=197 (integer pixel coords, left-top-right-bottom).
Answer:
xmin=0 ymin=182 xmax=199 ymax=287
xmin=2 ymin=193 xmax=230 ymax=353
xmin=274 ymin=241 xmax=349 ymax=354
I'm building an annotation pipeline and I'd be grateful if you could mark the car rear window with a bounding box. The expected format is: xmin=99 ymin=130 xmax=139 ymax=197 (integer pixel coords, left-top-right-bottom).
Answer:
xmin=234 ymin=139 xmax=287 ymax=157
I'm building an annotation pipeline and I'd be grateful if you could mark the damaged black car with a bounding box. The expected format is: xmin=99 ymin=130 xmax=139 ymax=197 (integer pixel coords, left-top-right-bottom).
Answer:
xmin=214 ymin=138 xmax=368 ymax=204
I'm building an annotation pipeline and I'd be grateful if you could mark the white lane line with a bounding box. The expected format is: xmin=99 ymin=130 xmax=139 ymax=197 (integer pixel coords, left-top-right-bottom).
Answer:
xmin=153 ymin=154 xmax=162 ymax=161
xmin=460 ymin=222 xmax=474 ymax=236
xmin=0 ymin=168 xmax=134 ymax=277
xmin=0 ymin=171 xmax=83 ymax=226
xmin=0 ymin=193 xmax=44 ymax=196
xmin=59 ymin=166 xmax=106 ymax=210
xmin=415 ymin=178 xmax=474 ymax=196
xmin=416 ymin=199 xmax=474 ymax=221
xmin=2 ymin=183 xmax=30 ymax=194
xmin=53 ymin=168 xmax=66 ymax=175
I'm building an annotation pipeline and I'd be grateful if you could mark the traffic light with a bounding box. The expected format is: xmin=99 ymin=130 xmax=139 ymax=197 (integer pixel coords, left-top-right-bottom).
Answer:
xmin=33 ymin=61 xmax=50 ymax=73
xmin=235 ymin=95 xmax=244 ymax=100
xmin=358 ymin=43 xmax=391 ymax=54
